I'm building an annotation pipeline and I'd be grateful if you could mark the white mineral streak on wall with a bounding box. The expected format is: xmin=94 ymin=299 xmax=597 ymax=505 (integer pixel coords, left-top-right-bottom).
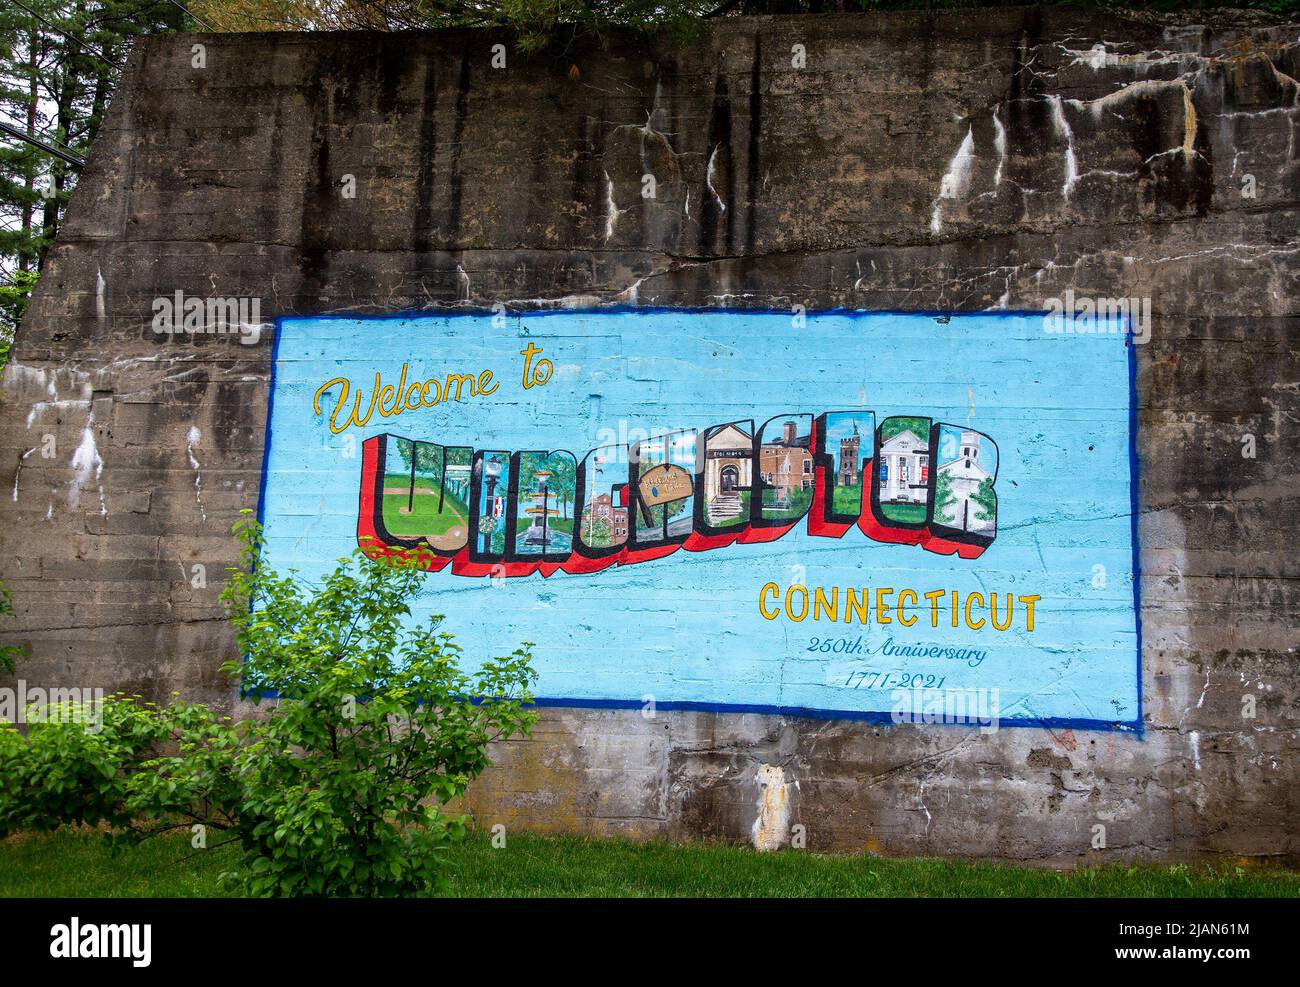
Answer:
xmin=1048 ymin=96 xmax=1079 ymax=199
xmin=930 ymin=126 xmax=976 ymax=233
xmin=921 ymin=46 xmax=1279 ymax=230
xmin=1059 ymin=40 xmax=1186 ymax=73
xmin=26 ymin=394 xmax=91 ymax=430
xmin=706 ymin=144 xmax=727 ymax=213
xmin=1083 ymin=43 xmax=1109 ymax=70
xmin=4 ymin=363 xmax=57 ymax=399
xmin=992 ymin=109 xmax=1007 ymax=186
xmin=499 ymin=293 xmax=607 ymax=310
xmin=186 ymin=425 xmax=206 ymax=521
xmin=751 ymin=763 xmax=795 ymax=852
xmin=69 ymin=423 xmax=105 ymax=515
xmin=603 ymin=170 xmax=622 ymax=241
xmin=618 ymin=277 xmax=645 ymax=304
xmin=12 ymin=363 xmax=95 ymax=429
xmin=12 ymin=447 xmax=34 ymax=501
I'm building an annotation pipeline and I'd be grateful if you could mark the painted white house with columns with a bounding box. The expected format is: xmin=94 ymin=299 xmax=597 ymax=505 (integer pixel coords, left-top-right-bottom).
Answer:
xmin=878 ymin=428 xmax=930 ymax=504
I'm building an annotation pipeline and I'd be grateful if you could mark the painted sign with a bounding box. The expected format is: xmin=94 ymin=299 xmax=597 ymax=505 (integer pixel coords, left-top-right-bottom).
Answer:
xmin=260 ymin=310 xmax=1141 ymax=730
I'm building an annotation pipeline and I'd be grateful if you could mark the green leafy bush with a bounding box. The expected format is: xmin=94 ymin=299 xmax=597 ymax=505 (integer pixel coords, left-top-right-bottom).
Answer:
xmin=119 ymin=516 xmax=539 ymax=896
xmin=0 ymin=579 xmax=24 ymax=674
xmin=0 ymin=695 xmax=169 ymax=838
xmin=0 ymin=516 xmax=538 ymax=897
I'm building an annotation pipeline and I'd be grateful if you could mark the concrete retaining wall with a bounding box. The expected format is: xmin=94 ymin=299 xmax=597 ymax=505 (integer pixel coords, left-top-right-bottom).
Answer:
xmin=1 ymin=8 xmax=1297 ymax=863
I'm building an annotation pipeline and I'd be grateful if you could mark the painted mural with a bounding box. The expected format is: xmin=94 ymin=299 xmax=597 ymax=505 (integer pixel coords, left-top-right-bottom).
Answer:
xmin=261 ymin=311 xmax=1141 ymax=730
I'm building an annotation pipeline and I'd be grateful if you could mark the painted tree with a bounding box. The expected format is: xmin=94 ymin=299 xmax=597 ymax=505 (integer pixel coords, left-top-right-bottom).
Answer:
xmin=394 ymin=438 xmax=444 ymax=478
xmin=933 ymin=466 xmax=957 ymax=524
xmin=547 ymin=453 xmax=576 ymax=520
xmin=581 ymin=512 xmax=611 ymax=548
xmin=880 ymin=416 xmax=929 ymax=444
xmin=970 ymin=476 xmax=997 ymax=525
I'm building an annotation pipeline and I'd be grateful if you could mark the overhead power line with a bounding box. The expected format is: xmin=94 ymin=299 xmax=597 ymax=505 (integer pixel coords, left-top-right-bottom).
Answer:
xmin=0 ymin=121 xmax=85 ymax=168
xmin=0 ymin=112 xmax=82 ymax=157
xmin=10 ymin=0 xmax=125 ymax=74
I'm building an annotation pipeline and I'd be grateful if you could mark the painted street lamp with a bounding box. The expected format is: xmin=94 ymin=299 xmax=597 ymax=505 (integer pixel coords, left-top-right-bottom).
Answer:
xmin=482 ymin=455 xmax=503 ymax=553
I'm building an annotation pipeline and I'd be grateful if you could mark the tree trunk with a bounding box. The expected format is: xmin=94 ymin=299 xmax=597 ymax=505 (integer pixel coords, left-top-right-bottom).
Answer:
xmin=19 ymin=25 xmax=39 ymax=272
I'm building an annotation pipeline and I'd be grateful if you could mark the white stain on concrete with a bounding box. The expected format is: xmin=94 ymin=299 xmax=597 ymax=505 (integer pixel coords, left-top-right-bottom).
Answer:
xmin=69 ymin=424 xmax=106 ymax=515
xmin=930 ymin=126 xmax=975 ymax=233
xmin=1070 ymin=79 xmax=1198 ymax=162
xmin=752 ymin=762 xmax=795 ymax=852
xmin=5 ymin=363 xmax=58 ymax=399
xmin=618 ymin=278 xmax=645 ymax=305
xmin=1049 ymin=96 xmax=1079 ymax=199
xmin=603 ymin=170 xmax=623 ymax=241
xmin=705 ymin=145 xmax=727 ymax=214
xmin=186 ymin=425 xmax=206 ymax=521
xmin=12 ymin=447 xmax=35 ymax=502
xmin=992 ymin=109 xmax=1007 ymax=186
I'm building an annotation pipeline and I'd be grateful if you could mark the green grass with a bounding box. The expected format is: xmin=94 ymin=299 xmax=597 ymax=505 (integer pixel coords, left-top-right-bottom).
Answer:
xmin=2 ymin=829 xmax=1296 ymax=898
xmin=384 ymin=472 xmax=443 ymax=489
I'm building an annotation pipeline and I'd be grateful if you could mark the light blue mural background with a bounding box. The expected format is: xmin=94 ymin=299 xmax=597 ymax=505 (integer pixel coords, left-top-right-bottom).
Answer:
xmin=261 ymin=310 xmax=1141 ymax=730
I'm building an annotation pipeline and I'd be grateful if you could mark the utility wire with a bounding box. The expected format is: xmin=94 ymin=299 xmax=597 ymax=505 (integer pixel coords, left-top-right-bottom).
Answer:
xmin=10 ymin=0 xmax=125 ymax=74
xmin=0 ymin=121 xmax=85 ymax=168
xmin=0 ymin=112 xmax=82 ymax=157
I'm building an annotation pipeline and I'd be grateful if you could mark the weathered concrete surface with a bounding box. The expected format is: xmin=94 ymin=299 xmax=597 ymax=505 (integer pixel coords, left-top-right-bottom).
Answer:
xmin=1 ymin=8 xmax=1297 ymax=864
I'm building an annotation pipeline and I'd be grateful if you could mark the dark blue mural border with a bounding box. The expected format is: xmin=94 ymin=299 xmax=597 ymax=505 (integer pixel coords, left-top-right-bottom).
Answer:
xmin=252 ymin=306 xmax=1145 ymax=735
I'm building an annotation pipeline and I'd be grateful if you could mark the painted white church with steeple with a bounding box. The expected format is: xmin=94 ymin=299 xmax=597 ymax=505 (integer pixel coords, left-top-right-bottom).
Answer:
xmin=937 ymin=429 xmax=994 ymax=533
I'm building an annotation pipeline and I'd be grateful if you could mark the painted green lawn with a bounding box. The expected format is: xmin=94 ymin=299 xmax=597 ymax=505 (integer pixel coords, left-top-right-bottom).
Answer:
xmin=761 ymin=486 xmax=813 ymax=521
xmin=881 ymin=502 xmax=927 ymax=523
xmin=380 ymin=473 xmax=469 ymax=539
xmin=380 ymin=495 xmax=468 ymax=538
xmin=832 ymin=483 xmax=863 ymax=515
xmin=2 ymin=829 xmax=1296 ymax=898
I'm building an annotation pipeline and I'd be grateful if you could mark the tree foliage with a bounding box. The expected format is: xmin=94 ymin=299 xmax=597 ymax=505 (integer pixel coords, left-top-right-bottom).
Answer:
xmin=0 ymin=267 xmax=37 ymax=358
xmin=187 ymin=0 xmax=1299 ymax=38
xmin=0 ymin=2 xmax=184 ymax=282
xmin=970 ymin=475 xmax=996 ymax=523
xmin=188 ymin=0 xmax=718 ymax=51
xmin=932 ymin=466 xmax=956 ymax=524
